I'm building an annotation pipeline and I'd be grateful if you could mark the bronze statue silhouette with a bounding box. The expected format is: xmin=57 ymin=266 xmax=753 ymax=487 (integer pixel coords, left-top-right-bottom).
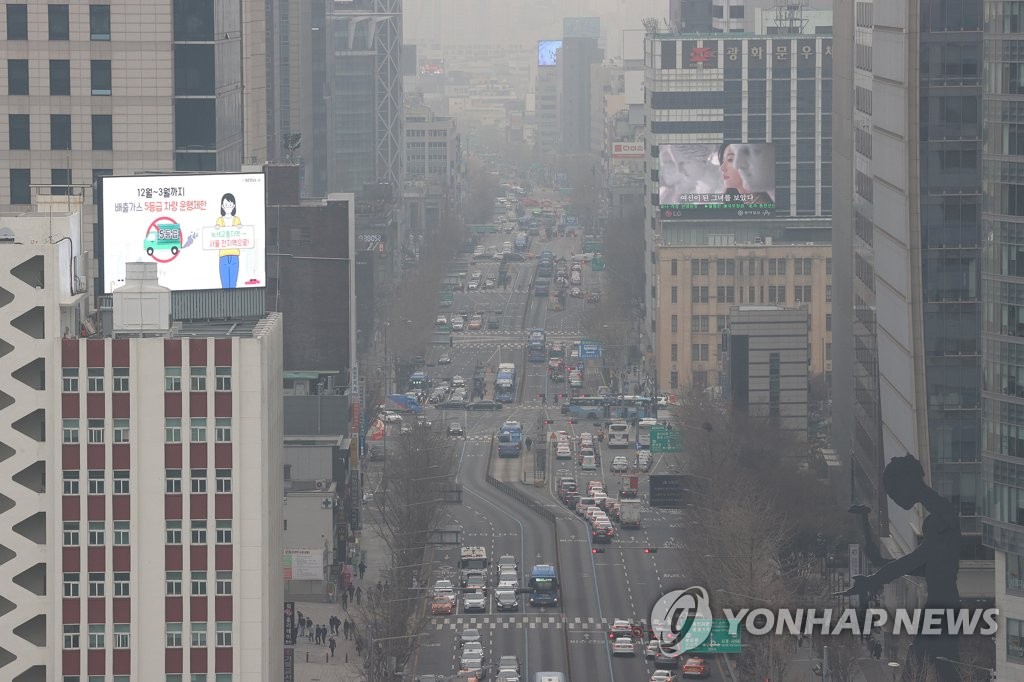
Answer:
xmin=841 ymin=453 xmax=960 ymax=681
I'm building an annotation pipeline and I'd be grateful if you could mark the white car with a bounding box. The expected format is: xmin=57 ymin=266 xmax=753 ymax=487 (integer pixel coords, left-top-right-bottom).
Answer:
xmin=650 ymin=673 xmax=676 ymax=682
xmin=483 ymin=278 xmax=496 ymax=288
xmin=438 ymin=353 xmax=452 ymax=365
xmin=611 ymin=637 xmax=636 ymax=656
xmin=451 ymin=317 xmax=465 ymax=331
xmin=432 ymin=580 xmax=455 ymax=599
xmin=497 ymin=555 xmax=518 ymax=573
xmin=467 ymin=280 xmax=479 ymax=291
xmin=496 ymin=571 xmax=519 ymax=590
xmin=471 ymin=271 xmax=482 ymax=280
xmin=462 ymin=590 xmax=486 ymax=612
xmin=452 ymin=375 xmax=466 ymax=388
xmin=610 ymin=456 xmax=629 ymax=473
xmin=458 ymin=628 xmax=482 ymax=646
xmin=435 ymin=315 xmax=448 ymax=325
xmin=581 ymin=455 xmax=597 ymax=471
xmin=380 ymin=411 xmax=403 ymax=424
xmin=473 ymin=246 xmax=486 ymax=257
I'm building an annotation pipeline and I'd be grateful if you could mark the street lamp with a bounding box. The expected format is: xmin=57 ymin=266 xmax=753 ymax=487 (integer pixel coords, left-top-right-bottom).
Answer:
xmin=886 ymin=661 xmax=900 ymax=682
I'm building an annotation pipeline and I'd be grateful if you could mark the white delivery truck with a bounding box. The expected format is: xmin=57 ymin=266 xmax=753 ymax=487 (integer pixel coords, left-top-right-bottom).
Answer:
xmin=618 ymin=498 xmax=642 ymax=528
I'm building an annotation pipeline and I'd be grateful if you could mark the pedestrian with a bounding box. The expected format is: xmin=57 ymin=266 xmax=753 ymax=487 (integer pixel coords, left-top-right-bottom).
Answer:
xmin=329 ymin=636 xmax=337 ymax=657
xmin=314 ymin=626 xmax=320 ymax=645
xmin=298 ymin=613 xmax=306 ymax=637
xmin=376 ymin=580 xmax=383 ymax=593
xmin=358 ymin=559 xmax=366 ymax=579
xmin=343 ymin=619 xmax=351 ymax=640
xmin=307 ymin=619 xmax=314 ymax=642
xmin=347 ymin=583 xmax=355 ymax=602
xmin=524 ymin=436 xmax=533 ymax=451
xmin=383 ymin=580 xmax=390 ymax=593
xmin=356 ymin=585 xmax=362 ymax=605
xmin=342 ymin=590 xmax=349 ymax=610
xmin=331 ymin=615 xmax=339 ymax=635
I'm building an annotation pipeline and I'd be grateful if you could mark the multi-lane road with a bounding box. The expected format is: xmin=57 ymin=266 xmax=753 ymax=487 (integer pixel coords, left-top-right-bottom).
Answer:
xmin=396 ymin=225 xmax=730 ymax=681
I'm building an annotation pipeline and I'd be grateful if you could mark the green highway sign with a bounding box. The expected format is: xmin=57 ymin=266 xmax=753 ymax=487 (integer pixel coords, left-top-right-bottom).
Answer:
xmin=591 ymin=257 xmax=605 ymax=271
xmin=650 ymin=426 xmax=682 ymax=453
xmin=688 ymin=619 xmax=742 ymax=654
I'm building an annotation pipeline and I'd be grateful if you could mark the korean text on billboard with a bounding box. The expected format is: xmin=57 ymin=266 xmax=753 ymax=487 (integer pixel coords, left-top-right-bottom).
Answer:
xmin=659 ymin=143 xmax=776 ymax=219
xmin=100 ymin=172 xmax=267 ymax=293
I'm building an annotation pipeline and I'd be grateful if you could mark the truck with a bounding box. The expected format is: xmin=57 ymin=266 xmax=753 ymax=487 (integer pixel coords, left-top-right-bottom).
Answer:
xmin=497 ymin=421 xmax=523 ymax=458
xmin=495 ymin=362 xmax=516 ymax=403
xmin=619 ymin=475 xmax=640 ymax=499
xmin=618 ymin=498 xmax=641 ymax=528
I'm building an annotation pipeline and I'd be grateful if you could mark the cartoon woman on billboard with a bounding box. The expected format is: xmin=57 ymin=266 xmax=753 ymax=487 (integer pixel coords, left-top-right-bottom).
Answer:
xmin=216 ymin=193 xmax=241 ymax=288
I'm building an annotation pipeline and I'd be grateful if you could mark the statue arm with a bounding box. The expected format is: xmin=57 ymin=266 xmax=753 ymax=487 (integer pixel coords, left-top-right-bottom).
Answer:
xmin=849 ymin=505 xmax=884 ymax=565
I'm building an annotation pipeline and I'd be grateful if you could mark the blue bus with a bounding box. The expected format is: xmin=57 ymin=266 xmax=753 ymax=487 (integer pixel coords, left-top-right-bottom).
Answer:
xmin=497 ymin=421 xmax=523 ymax=458
xmin=565 ymin=396 xmax=606 ymax=420
xmin=528 ymin=564 xmax=559 ymax=606
xmin=608 ymin=396 xmax=654 ymax=420
xmin=408 ymin=372 xmax=430 ymax=392
xmin=528 ymin=328 xmax=546 ymax=362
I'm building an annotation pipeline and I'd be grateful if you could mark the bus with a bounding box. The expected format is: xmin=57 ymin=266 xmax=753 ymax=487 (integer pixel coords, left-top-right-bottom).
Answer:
xmin=566 ymin=396 xmax=606 ymax=420
xmin=408 ymin=372 xmax=430 ymax=392
xmin=497 ymin=421 xmax=523 ymax=458
xmin=607 ymin=422 xmax=631 ymax=448
xmin=528 ymin=328 xmax=546 ymax=362
xmin=637 ymin=418 xmax=659 ymax=448
xmin=460 ymin=546 xmax=489 ymax=583
xmin=528 ymin=564 xmax=559 ymax=606
xmin=607 ymin=395 xmax=654 ymax=420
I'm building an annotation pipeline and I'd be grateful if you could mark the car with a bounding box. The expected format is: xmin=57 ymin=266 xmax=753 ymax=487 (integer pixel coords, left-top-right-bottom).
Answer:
xmin=653 ymin=652 xmax=679 ymax=669
xmin=400 ymin=424 xmax=412 ymax=434
xmin=610 ymin=456 xmax=629 ymax=473
xmin=380 ymin=411 xmax=403 ymax=423
xmin=462 ymin=590 xmax=486 ymax=612
xmin=650 ymin=673 xmax=676 ymax=682
xmin=466 ymin=400 xmax=503 ymax=411
xmin=458 ymin=628 xmax=482 ymax=646
xmin=435 ymin=399 xmax=467 ymax=410
xmin=448 ymin=422 xmax=465 ymax=437
xmin=464 ymin=572 xmax=487 ymax=594
xmin=504 ymin=252 xmax=526 ymax=262
xmin=492 ymin=252 xmax=506 ymax=261
xmin=556 ymin=443 xmax=572 ymax=459
xmin=471 ymin=271 xmax=483 ymax=280
xmin=432 ymin=580 xmax=455 ymax=597
xmin=608 ymin=619 xmax=636 ymax=640
xmin=438 ymin=353 xmax=452 ymax=365
xmin=495 ymin=673 xmax=520 ymax=682
xmin=467 ymin=280 xmax=480 ymax=291
xmin=496 ymin=571 xmax=518 ymax=590
xmin=462 ymin=642 xmax=484 ymax=658
xmin=611 ymin=637 xmax=636 ymax=656
xmin=435 ymin=315 xmax=448 ymax=325
xmin=494 ymin=590 xmax=519 ymax=611
xmin=431 ymin=596 xmax=455 ymax=615
xmin=570 ymin=287 xmax=583 ymax=298
xmin=473 ymin=246 xmax=486 ymax=257
xmin=497 ymin=655 xmax=520 ymax=675
xmin=415 ymin=415 xmax=432 ymax=429
xmin=483 ymin=277 xmax=496 ymax=288
xmin=468 ymin=315 xmax=484 ymax=330
xmin=451 ymin=317 xmax=466 ymax=331
xmin=452 ymin=375 xmax=467 ymax=388
xmin=496 ymin=554 xmax=518 ymax=573
xmin=681 ymin=657 xmax=709 ymax=678
xmin=581 ymin=455 xmax=597 ymax=471
xmin=645 ymin=640 xmax=662 ymax=658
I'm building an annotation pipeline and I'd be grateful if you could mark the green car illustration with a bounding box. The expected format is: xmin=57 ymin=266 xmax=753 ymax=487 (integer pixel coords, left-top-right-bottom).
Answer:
xmin=144 ymin=224 xmax=182 ymax=256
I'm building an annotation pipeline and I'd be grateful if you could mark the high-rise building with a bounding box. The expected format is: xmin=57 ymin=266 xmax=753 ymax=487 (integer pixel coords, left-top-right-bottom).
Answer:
xmin=981 ymin=0 xmax=1024 ymax=673
xmin=560 ymin=17 xmax=603 ymax=155
xmin=832 ymin=0 xmax=989 ymax=608
xmin=0 ymin=215 xmax=283 ymax=679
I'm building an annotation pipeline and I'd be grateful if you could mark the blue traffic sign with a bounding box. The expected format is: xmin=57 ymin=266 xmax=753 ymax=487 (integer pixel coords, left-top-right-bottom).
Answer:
xmin=580 ymin=340 xmax=602 ymax=359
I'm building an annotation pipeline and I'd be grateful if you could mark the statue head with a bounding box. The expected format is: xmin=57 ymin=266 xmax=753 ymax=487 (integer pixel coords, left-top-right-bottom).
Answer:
xmin=882 ymin=453 xmax=928 ymax=510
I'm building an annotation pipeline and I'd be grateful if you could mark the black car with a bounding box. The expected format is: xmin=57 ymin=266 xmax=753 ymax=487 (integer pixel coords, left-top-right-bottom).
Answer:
xmin=448 ymin=422 xmax=465 ymax=437
xmin=435 ymin=400 xmax=467 ymax=409
xmin=503 ymin=252 xmax=526 ymax=262
xmin=466 ymin=400 xmax=503 ymax=411
xmin=494 ymin=590 xmax=519 ymax=611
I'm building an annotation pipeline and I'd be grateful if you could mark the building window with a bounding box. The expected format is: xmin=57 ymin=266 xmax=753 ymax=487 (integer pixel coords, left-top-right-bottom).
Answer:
xmin=1008 ymin=617 xmax=1024 ymax=660
xmin=166 ymin=469 xmax=182 ymax=494
xmin=191 ymin=622 xmax=208 ymax=647
xmin=215 ymin=367 xmax=232 ymax=391
xmin=87 ymin=368 xmax=104 ymax=392
xmin=670 ymin=286 xmax=678 ymax=304
xmin=794 ymin=258 xmax=813 ymax=275
xmin=670 ymin=315 xmax=678 ymax=333
xmin=88 ymin=470 xmax=104 ymax=495
xmin=191 ymin=520 xmax=207 ymax=544
xmin=52 ymin=168 xmax=72 ymax=196
xmin=63 ymin=522 xmax=79 ymax=546
xmin=62 ymin=368 xmax=79 ymax=392
xmin=10 ymin=168 xmax=30 ymax=204
xmin=166 ymin=623 xmax=183 ymax=647
xmin=769 ymin=352 xmax=781 ymax=418
xmin=112 ymin=367 xmax=129 ymax=392
xmin=166 ymin=571 xmax=182 ymax=596
xmin=670 ymin=344 xmax=678 ymax=362
xmin=670 ymin=371 xmax=679 ymax=389
xmin=92 ymin=114 xmax=113 ymax=151
xmin=191 ymin=366 xmax=207 ymax=391
xmin=88 ymin=624 xmax=105 ymax=649
xmin=691 ymin=259 xmax=709 ymax=276
xmin=716 ymin=286 xmax=735 ymax=303
xmin=165 ymin=418 xmax=182 ymax=443
xmin=113 ymin=572 xmax=130 ymax=597
xmin=215 ymin=469 xmax=231 ymax=493
xmin=87 ymin=419 xmax=104 ymax=444
xmin=716 ymin=259 xmax=735 ymax=276
xmin=717 ymin=315 xmax=727 ymax=331
xmin=670 ymin=259 xmax=678 ymax=276
xmin=6 ymin=4 xmax=27 ymax=39
xmin=113 ymin=470 xmax=129 ymax=495
xmin=216 ymin=520 xmax=232 ymax=544
xmin=8 ymin=59 xmax=29 ymax=95
xmin=63 ymin=419 xmax=80 ymax=444
xmin=191 ymin=469 xmax=207 ymax=494
xmin=63 ymin=470 xmax=79 ymax=495
xmin=88 ymin=522 xmax=104 ymax=545
xmin=89 ymin=5 xmax=111 ymax=40
xmin=191 ymin=418 xmax=207 ymax=443
xmin=691 ymin=344 xmax=709 ymax=361
xmin=49 ymin=3 xmax=70 ymax=39
xmin=216 ymin=622 xmax=232 ymax=647
xmin=8 ymin=113 xmax=29 ymax=150
xmin=692 ymin=316 xmax=709 ymax=332
xmin=165 ymin=367 xmax=182 ymax=391
xmin=50 ymin=59 xmax=71 ymax=96
xmin=88 ymin=572 xmax=104 ymax=597
xmin=691 ymin=286 xmax=709 ymax=303
xmin=692 ymin=370 xmax=708 ymax=387
xmin=113 ymin=520 xmax=129 ymax=546
xmin=795 ymin=286 xmax=812 ymax=303
xmin=215 ymin=418 xmax=231 ymax=442
xmin=90 ymin=60 xmax=112 ymax=95
xmin=112 ymin=419 xmax=129 ymax=443
xmin=63 ymin=572 xmax=79 ymax=597
xmin=825 ymin=285 xmax=832 ymax=303
xmin=826 ymin=258 xmax=832 ymax=275
xmin=216 ymin=571 xmax=232 ymax=595
xmin=191 ymin=571 xmax=207 ymax=596
xmin=166 ymin=520 xmax=182 ymax=544
xmin=50 ymin=114 xmax=71 ymax=150
xmin=64 ymin=624 xmax=80 ymax=649
xmin=113 ymin=623 xmax=129 ymax=648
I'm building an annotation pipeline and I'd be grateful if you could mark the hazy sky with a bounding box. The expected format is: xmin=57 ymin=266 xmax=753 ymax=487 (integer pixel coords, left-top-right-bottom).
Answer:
xmin=404 ymin=0 xmax=670 ymax=61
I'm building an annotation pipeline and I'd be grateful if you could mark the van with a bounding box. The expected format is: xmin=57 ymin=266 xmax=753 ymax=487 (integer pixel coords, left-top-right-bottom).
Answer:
xmin=581 ymin=455 xmax=597 ymax=471
xmin=575 ymin=497 xmax=596 ymax=515
xmin=607 ymin=422 xmax=630 ymax=448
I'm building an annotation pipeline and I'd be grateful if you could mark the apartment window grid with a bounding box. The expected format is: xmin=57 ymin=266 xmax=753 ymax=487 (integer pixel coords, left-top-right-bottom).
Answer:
xmin=216 ymin=520 xmax=232 ymax=544
xmin=1008 ymin=617 xmax=1024 ymax=660
xmin=215 ymin=418 xmax=231 ymax=442
xmin=166 ymin=469 xmax=182 ymax=493
xmin=113 ymin=572 xmax=130 ymax=597
xmin=62 ymin=367 xmax=79 ymax=392
xmin=191 ymin=571 xmax=207 ymax=596
xmin=191 ymin=520 xmax=207 ymax=544
xmin=826 ymin=285 xmax=832 ymax=302
xmin=90 ymin=60 xmax=112 ymax=95
xmin=215 ymin=367 xmax=232 ymax=391
xmin=63 ymin=572 xmax=79 ymax=597
xmin=670 ymin=286 xmax=678 ymax=304
xmin=166 ymin=418 xmax=182 ymax=443
xmin=717 ymin=315 xmax=727 ymax=331
xmin=63 ymin=522 xmax=79 ymax=546
xmin=794 ymin=258 xmax=813 ymax=275
xmin=49 ymin=4 xmax=70 ymax=40
xmin=63 ymin=470 xmax=79 ymax=495
xmin=166 ymin=571 xmax=183 ymax=596
xmin=87 ymin=419 xmax=104 ymax=444
xmin=216 ymin=622 xmax=232 ymax=647
xmin=795 ymin=286 xmax=813 ymax=303
xmin=716 ymin=259 xmax=736 ymax=276
xmin=113 ymin=623 xmax=130 ymax=648
xmin=216 ymin=469 xmax=232 ymax=493
xmin=166 ymin=521 xmax=182 ymax=545
xmin=165 ymin=367 xmax=182 ymax=391
xmin=88 ymin=572 xmax=104 ymax=598
xmin=691 ymin=259 xmax=709 ymax=276
xmin=671 ymin=344 xmax=678 ymax=362
xmin=191 ymin=622 xmax=207 ymax=647
xmin=64 ymin=624 xmax=80 ymax=649
xmin=113 ymin=470 xmax=129 ymax=495
xmin=691 ymin=316 xmax=709 ymax=332
xmin=768 ymin=286 xmax=787 ymax=304
xmin=88 ymin=470 xmax=104 ymax=495
xmin=216 ymin=571 xmax=232 ymax=595
xmin=166 ymin=623 xmax=183 ymax=647
xmin=670 ymin=259 xmax=678 ymax=276
xmin=716 ymin=286 xmax=735 ymax=303
xmin=191 ymin=418 xmax=207 ymax=443
xmin=190 ymin=366 xmax=207 ymax=391
xmin=670 ymin=371 xmax=679 ymax=389
xmin=63 ymin=419 xmax=79 ymax=444
xmin=671 ymin=315 xmax=678 ymax=333
xmin=692 ymin=286 xmax=709 ymax=303
xmin=826 ymin=258 xmax=832 ymax=275
xmin=113 ymin=367 xmax=129 ymax=392
xmin=113 ymin=520 xmax=129 ymax=546
xmin=113 ymin=418 xmax=129 ymax=443
xmin=191 ymin=469 xmax=207 ymax=494
xmin=88 ymin=625 xmax=104 ymax=650
xmin=89 ymin=4 xmax=111 ymax=40
xmin=87 ymin=368 xmax=104 ymax=392
xmin=691 ymin=344 xmax=710 ymax=361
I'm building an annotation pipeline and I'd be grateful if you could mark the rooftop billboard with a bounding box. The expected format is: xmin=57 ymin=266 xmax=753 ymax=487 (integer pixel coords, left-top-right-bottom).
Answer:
xmin=101 ymin=173 xmax=266 ymax=293
xmin=659 ymin=143 xmax=776 ymax=219
xmin=538 ymin=40 xmax=562 ymax=66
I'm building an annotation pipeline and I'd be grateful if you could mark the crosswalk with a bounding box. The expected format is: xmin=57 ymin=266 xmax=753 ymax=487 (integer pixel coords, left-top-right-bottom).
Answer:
xmin=431 ymin=615 xmax=621 ymax=631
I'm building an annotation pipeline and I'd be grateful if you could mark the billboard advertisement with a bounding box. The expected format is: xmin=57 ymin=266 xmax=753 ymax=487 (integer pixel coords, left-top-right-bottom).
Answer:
xmin=283 ymin=549 xmax=324 ymax=581
xmin=101 ymin=172 xmax=266 ymax=293
xmin=538 ymin=40 xmax=562 ymax=66
xmin=658 ymin=143 xmax=775 ymax=219
xmin=612 ymin=142 xmax=645 ymax=159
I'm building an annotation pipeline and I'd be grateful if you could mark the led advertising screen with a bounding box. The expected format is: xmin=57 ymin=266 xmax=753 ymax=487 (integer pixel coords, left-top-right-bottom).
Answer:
xmin=659 ymin=143 xmax=776 ymax=219
xmin=101 ymin=173 xmax=266 ymax=293
xmin=538 ymin=40 xmax=562 ymax=66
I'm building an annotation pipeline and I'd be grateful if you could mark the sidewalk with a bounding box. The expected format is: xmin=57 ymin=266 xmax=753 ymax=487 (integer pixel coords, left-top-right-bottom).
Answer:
xmin=293 ymin=519 xmax=390 ymax=681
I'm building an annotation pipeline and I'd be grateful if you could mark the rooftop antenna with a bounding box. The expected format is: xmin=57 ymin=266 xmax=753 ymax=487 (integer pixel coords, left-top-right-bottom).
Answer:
xmin=641 ymin=17 xmax=660 ymax=34
xmin=772 ymin=0 xmax=808 ymax=34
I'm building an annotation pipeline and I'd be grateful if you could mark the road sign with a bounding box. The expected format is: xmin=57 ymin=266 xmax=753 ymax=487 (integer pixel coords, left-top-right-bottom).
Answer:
xmin=565 ymin=215 xmax=578 ymax=226
xmin=650 ymin=426 xmax=682 ymax=453
xmin=689 ymin=619 xmax=742 ymax=654
xmin=580 ymin=340 xmax=602 ymax=359
xmin=591 ymin=257 xmax=605 ymax=271
xmin=649 ymin=474 xmax=684 ymax=508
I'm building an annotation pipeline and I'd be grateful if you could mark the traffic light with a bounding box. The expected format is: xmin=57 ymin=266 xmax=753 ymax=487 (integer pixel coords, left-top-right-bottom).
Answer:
xmin=592 ymin=547 xmax=605 ymax=554
xmin=644 ymin=548 xmax=658 ymax=554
